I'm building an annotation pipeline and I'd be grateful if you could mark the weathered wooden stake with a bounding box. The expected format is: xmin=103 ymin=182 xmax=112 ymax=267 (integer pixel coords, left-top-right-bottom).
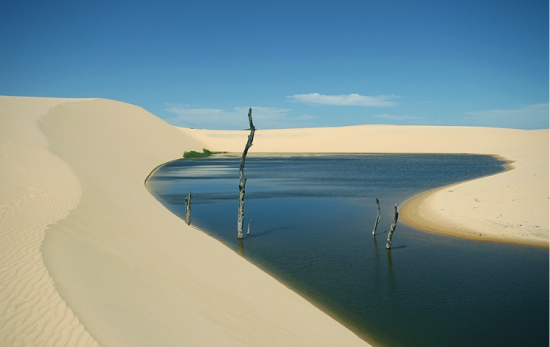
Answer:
xmin=247 ymin=219 xmax=252 ymax=237
xmin=372 ymin=196 xmax=381 ymax=235
xmin=184 ymin=191 xmax=191 ymax=225
xmin=385 ymin=204 xmax=399 ymax=249
xmin=238 ymin=108 xmax=255 ymax=239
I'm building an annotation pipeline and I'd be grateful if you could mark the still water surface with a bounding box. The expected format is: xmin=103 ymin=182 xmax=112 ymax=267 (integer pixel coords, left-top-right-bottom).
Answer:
xmin=147 ymin=154 xmax=548 ymax=347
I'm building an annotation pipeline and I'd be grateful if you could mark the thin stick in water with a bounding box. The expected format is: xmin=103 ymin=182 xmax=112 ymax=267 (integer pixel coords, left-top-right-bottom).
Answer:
xmin=184 ymin=191 xmax=191 ymax=225
xmin=372 ymin=196 xmax=381 ymax=235
xmin=386 ymin=204 xmax=399 ymax=249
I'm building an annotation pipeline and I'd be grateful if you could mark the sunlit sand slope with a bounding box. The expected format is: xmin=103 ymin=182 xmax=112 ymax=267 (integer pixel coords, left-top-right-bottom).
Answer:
xmin=0 ymin=96 xmax=370 ymax=347
xmin=1 ymin=97 xmax=98 ymax=346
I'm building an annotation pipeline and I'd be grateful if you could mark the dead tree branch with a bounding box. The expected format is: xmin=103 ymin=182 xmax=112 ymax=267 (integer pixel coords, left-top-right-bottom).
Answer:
xmin=372 ymin=196 xmax=381 ymax=235
xmin=238 ymin=108 xmax=255 ymax=238
xmin=184 ymin=191 xmax=191 ymax=225
xmin=385 ymin=204 xmax=399 ymax=249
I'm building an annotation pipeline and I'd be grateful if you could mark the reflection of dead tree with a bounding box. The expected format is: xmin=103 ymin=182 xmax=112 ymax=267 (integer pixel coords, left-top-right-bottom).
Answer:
xmin=238 ymin=108 xmax=255 ymax=239
xmin=372 ymin=196 xmax=381 ymax=235
xmin=385 ymin=204 xmax=399 ymax=249
xmin=184 ymin=191 xmax=191 ymax=225
xmin=238 ymin=239 xmax=244 ymax=257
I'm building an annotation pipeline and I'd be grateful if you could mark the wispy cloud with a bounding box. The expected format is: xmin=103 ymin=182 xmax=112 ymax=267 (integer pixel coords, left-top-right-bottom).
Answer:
xmin=465 ymin=103 xmax=549 ymax=129
xmin=164 ymin=104 xmax=315 ymax=129
xmin=287 ymin=93 xmax=400 ymax=107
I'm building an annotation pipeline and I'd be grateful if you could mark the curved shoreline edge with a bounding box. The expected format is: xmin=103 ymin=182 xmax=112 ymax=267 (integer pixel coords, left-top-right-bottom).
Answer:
xmin=397 ymin=152 xmax=549 ymax=248
xmin=144 ymin=161 xmax=378 ymax=345
xmin=399 ymin=154 xmax=536 ymax=247
xmin=1 ymin=96 xmax=371 ymax=347
xmin=2 ymin=96 xmax=547 ymax=347
xmin=399 ymin=154 xmax=548 ymax=248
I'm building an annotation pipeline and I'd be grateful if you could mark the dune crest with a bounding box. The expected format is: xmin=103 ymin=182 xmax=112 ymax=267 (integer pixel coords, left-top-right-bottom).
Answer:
xmin=0 ymin=97 xmax=98 ymax=346
xmin=1 ymin=96 xmax=370 ymax=346
xmin=2 ymin=95 xmax=547 ymax=346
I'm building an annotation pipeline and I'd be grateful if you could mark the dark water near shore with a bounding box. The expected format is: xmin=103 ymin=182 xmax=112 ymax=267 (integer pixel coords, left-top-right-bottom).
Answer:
xmin=147 ymin=154 xmax=549 ymax=347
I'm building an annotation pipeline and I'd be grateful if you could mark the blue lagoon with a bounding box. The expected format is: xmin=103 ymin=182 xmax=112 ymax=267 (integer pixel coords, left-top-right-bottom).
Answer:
xmin=147 ymin=154 xmax=548 ymax=347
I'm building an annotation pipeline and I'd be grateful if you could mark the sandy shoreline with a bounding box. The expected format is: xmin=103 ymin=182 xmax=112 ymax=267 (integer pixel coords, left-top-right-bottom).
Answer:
xmin=1 ymin=96 xmax=547 ymax=347
xmin=1 ymin=96 xmax=370 ymax=347
xmin=399 ymin=163 xmax=548 ymax=248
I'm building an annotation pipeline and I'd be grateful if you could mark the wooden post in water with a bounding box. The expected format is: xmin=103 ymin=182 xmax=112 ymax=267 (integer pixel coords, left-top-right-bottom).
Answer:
xmin=372 ymin=196 xmax=381 ymax=235
xmin=385 ymin=204 xmax=399 ymax=249
xmin=247 ymin=219 xmax=252 ymax=237
xmin=184 ymin=191 xmax=191 ymax=225
xmin=238 ymin=108 xmax=255 ymax=239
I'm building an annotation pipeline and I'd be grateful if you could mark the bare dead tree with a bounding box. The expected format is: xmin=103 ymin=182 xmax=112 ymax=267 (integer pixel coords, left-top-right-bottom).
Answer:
xmin=372 ymin=196 xmax=381 ymax=235
xmin=385 ymin=204 xmax=399 ymax=249
xmin=238 ymin=108 xmax=255 ymax=239
xmin=184 ymin=191 xmax=191 ymax=225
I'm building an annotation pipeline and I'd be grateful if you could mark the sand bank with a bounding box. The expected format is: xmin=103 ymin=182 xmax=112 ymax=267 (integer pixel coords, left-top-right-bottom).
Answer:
xmin=0 ymin=97 xmax=370 ymax=346
xmin=182 ymin=126 xmax=549 ymax=247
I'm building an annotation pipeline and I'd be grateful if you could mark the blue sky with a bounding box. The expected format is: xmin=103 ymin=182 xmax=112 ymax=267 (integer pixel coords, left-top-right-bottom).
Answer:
xmin=1 ymin=0 xmax=548 ymax=129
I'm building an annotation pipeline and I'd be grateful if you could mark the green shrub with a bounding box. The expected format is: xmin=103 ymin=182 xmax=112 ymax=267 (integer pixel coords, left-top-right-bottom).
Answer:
xmin=183 ymin=148 xmax=221 ymax=159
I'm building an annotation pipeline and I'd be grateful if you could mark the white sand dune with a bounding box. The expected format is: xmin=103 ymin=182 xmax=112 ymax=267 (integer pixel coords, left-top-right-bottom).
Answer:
xmin=1 ymin=96 xmax=547 ymax=347
xmin=0 ymin=97 xmax=371 ymax=347
xmin=1 ymin=97 xmax=98 ymax=347
xmin=183 ymin=126 xmax=549 ymax=247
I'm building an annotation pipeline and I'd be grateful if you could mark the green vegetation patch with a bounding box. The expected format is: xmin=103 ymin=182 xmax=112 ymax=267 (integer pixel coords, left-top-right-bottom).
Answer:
xmin=183 ymin=148 xmax=223 ymax=159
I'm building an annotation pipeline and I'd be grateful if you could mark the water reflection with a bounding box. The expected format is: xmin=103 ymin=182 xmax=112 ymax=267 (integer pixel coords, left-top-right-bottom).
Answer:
xmin=386 ymin=248 xmax=401 ymax=312
xmin=372 ymin=234 xmax=380 ymax=261
xmin=238 ymin=238 xmax=244 ymax=257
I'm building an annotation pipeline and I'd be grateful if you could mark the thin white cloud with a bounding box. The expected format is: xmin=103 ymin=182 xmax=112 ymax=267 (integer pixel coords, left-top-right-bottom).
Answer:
xmin=164 ymin=104 xmax=314 ymax=129
xmin=465 ymin=103 xmax=549 ymax=129
xmin=287 ymin=93 xmax=399 ymax=107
